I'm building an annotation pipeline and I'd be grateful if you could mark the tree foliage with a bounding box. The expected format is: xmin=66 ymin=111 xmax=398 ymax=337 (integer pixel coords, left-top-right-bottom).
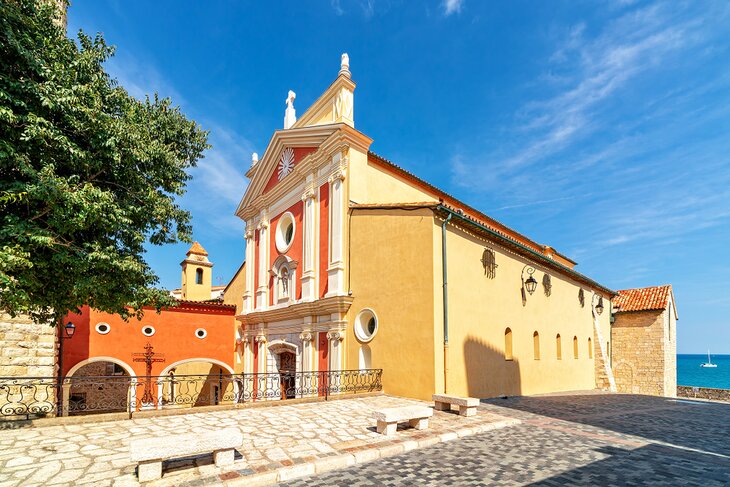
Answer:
xmin=0 ymin=0 xmax=210 ymax=324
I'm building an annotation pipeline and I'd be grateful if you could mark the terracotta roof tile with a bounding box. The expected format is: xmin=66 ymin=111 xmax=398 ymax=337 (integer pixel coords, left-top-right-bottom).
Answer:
xmin=186 ymin=241 xmax=208 ymax=256
xmin=613 ymin=285 xmax=672 ymax=312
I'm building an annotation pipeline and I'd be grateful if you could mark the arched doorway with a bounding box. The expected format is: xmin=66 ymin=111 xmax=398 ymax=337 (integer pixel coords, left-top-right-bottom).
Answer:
xmin=277 ymin=351 xmax=296 ymax=399
xmin=64 ymin=358 xmax=134 ymax=416
xmin=158 ymin=359 xmax=236 ymax=409
xmin=267 ymin=341 xmax=300 ymax=400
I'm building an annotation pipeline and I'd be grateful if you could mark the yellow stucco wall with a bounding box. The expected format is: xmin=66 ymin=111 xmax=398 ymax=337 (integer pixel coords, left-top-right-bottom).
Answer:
xmin=348 ymin=154 xmax=438 ymax=205
xmin=345 ymin=208 xmax=612 ymax=401
xmin=181 ymin=263 xmax=212 ymax=301
xmin=346 ymin=208 xmax=437 ymax=400
xmin=438 ymin=221 xmax=612 ymax=398
xmin=223 ymin=262 xmax=246 ymax=315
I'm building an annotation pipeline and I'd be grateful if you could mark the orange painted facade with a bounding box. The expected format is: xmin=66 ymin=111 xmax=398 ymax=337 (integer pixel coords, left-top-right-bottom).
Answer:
xmin=262 ymin=147 xmax=317 ymax=194
xmin=268 ymin=200 xmax=304 ymax=305
xmin=318 ymin=182 xmax=329 ymax=298
xmin=63 ymin=302 xmax=237 ymax=378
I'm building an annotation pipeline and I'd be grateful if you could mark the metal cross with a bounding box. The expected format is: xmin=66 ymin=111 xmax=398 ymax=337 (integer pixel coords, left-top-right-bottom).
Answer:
xmin=132 ymin=342 xmax=165 ymax=405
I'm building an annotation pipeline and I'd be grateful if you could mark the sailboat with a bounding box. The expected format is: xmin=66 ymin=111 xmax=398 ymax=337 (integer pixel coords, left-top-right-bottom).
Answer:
xmin=701 ymin=350 xmax=718 ymax=368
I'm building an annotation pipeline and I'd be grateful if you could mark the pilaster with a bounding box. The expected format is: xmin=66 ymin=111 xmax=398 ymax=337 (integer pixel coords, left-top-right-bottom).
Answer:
xmin=301 ymin=181 xmax=317 ymax=301
xmin=326 ymin=151 xmax=347 ymax=297
xmin=255 ymin=215 xmax=269 ymax=309
xmin=243 ymin=224 xmax=255 ymax=312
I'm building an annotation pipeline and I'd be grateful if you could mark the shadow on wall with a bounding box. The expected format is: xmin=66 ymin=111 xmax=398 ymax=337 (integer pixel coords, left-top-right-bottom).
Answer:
xmin=463 ymin=335 xmax=521 ymax=398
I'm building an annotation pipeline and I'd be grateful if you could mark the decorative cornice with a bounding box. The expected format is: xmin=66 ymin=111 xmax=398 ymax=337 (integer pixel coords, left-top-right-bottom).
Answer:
xmin=236 ymin=295 xmax=354 ymax=326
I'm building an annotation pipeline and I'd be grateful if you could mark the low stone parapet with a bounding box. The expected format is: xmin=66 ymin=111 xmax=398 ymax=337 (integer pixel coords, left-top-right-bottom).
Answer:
xmin=677 ymin=385 xmax=730 ymax=402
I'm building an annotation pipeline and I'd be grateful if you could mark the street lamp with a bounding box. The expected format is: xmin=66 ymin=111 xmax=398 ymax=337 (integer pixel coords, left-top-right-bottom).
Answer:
xmin=592 ymin=294 xmax=604 ymax=315
xmin=56 ymin=321 xmax=75 ymax=416
xmin=521 ymin=265 xmax=538 ymax=296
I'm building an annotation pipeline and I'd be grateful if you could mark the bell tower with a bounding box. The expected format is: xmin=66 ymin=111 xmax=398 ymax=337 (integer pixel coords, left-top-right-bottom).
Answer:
xmin=180 ymin=242 xmax=213 ymax=301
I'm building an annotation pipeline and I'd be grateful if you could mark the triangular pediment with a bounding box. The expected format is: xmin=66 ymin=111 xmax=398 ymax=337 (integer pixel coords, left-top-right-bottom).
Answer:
xmin=235 ymin=124 xmax=341 ymax=219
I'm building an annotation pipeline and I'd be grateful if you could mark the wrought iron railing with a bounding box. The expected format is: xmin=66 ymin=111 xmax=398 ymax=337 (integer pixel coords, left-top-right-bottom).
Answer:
xmin=0 ymin=369 xmax=383 ymax=420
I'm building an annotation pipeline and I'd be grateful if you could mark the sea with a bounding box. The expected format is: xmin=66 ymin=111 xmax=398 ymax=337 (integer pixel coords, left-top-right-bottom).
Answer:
xmin=677 ymin=354 xmax=730 ymax=389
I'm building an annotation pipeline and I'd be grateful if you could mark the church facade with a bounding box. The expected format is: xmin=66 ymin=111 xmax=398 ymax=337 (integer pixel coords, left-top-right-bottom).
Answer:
xmin=234 ymin=54 xmax=620 ymax=401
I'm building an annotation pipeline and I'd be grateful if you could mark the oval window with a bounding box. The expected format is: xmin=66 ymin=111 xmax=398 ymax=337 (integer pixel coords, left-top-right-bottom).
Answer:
xmin=142 ymin=326 xmax=155 ymax=337
xmin=275 ymin=212 xmax=296 ymax=253
xmin=95 ymin=322 xmax=110 ymax=335
xmin=355 ymin=309 xmax=378 ymax=343
xmin=195 ymin=328 xmax=207 ymax=339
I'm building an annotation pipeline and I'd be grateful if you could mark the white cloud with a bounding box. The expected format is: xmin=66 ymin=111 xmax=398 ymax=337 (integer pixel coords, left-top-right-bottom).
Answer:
xmin=443 ymin=0 xmax=463 ymax=16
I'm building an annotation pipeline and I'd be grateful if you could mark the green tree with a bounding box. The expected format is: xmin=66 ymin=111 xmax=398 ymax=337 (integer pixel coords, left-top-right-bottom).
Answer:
xmin=0 ymin=0 xmax=210 ymax=324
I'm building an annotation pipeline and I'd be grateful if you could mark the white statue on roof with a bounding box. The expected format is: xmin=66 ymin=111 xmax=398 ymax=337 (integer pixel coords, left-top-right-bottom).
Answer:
xmin=284 ymin=90 xmax=297 ymax=129
xmin=340 ymin=53 xmax=350 ymax=77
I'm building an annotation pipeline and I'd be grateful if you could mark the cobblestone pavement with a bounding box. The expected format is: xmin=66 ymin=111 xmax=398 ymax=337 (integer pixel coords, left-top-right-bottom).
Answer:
xmin=0 ymin=395 xmax=516 ymax=486
xmin=283 ymin=393 xmax=730 ymax=486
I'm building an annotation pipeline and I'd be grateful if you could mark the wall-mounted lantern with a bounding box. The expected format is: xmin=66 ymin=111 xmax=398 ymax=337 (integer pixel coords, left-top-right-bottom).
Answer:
xmin=592 ymin=293 xmax=604 ymax=315
xmin=521 ymin=265 xmax=538 ymax=295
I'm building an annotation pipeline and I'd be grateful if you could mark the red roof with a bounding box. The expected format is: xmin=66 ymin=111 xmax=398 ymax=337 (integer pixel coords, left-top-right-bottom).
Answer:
xmin=186 ymin=241 xmax=208 ymax=256
xmin=613 ymin=285 xmax=673 ymax=313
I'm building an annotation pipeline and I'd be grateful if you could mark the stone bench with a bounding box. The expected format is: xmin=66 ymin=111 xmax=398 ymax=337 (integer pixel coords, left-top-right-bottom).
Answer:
xmin=433 ymin=394 xmax=480 ymax=417
xmin=130 ymin=428 xmax=243 ymax=482
xmin=373 ymin=405 xmax=433 ymax=435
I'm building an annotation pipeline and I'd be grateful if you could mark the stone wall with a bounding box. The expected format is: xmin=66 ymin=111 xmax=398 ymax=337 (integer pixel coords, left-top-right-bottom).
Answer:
xmin=0 ymin=313 xmax=57 ymax=378
xmin=677 ymin=385 xmax=730 ymax=402
xmin=611 ymin=308 xmax=675 ymax=397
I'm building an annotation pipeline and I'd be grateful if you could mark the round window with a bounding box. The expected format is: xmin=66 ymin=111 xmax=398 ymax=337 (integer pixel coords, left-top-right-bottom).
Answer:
xmin=95 ymin=322 xmax=110 ymax=335
xmin=275 ymin=212 xmax=296 ymax=253
xmin=142 ymin=326 xmax=155 ymax=337
xmin=195 ymin=328 xmax=207 ymax=339
xmin=355 ymin=309 xmax=378 ymax=343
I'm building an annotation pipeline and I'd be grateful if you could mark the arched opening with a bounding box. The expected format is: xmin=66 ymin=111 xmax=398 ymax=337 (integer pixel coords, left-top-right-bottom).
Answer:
xmin=359 ymin=344 xmax=372 ymax=369
xmin=65 ymin=359 xmax=133 ymax=416
xmin=533 ymin=331 xmax=540 ymax=360
xmin=267 ymin=341 xmax=300 ymax=400
xmin=504 ymin=328 xmax=513 ymax=360
xmin=159 ymin=359 xmax=236 ymax=409
xmin=573 ymin=336 xmax=579 ymax=359
xmin=556 ymin=334 xmax=562 ymax=360
xmin=195 ymin=268 xmax=203 ymax=285
xmin=588 ymin=337 xmax=593 ymax=359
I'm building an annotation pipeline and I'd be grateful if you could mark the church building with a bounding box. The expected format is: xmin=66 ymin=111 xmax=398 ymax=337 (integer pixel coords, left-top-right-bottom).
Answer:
xmin=234 ymin=54 xmax=625 ymax=401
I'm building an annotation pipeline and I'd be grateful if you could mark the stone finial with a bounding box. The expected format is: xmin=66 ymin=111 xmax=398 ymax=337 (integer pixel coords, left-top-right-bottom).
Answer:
xmin=251 ymin=152 xmax=259 ymax=167
xmin=340 ymin=53 xmax=350 ymax=78
xmin=284 ymin=90 xmax=297 ymax=129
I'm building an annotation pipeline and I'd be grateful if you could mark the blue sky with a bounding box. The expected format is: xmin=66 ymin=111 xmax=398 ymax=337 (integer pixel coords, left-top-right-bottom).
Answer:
xmin=67 ymin=1 xmax=730 ymax=353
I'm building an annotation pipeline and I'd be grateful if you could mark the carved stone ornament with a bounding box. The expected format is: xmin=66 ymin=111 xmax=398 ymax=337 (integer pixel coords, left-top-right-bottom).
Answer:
xmin=255 ymin=335 xmax=267 ymax=344
xmin=278 ymin=147 xmax=295 ymax=181
xmin=333 ymin=88 xmax=353 ymax=121
xmin=327 ymin=331 xmax=343 ymax=342
xmin=257 ymin=220 xmax=269 ymax=230
xmin=328 ymin=168 xmax=346 ymax=184
xmin=244 ymin=228 xmax=254 ymax=240
xmin=301 ymin=187 xmax=315 ymax=202
xmin=299 ymin=332 xmax=313 ymax=343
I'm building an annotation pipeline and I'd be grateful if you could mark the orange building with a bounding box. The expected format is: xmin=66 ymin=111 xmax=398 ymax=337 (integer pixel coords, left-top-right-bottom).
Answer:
xmin=61 ymin=243 xmax=239 ymax=413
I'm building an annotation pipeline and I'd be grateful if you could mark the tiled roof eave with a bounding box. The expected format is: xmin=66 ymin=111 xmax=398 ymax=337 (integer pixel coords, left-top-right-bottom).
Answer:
xmin=434 ymin=205 xmax=615 ymax=296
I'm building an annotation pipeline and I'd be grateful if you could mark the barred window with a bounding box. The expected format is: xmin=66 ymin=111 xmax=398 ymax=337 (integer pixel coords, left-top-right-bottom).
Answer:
xmin=481 ymin=248 xmax=498 ymax=279
xmin=543 ymin=274 xmax=552 ymax=296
